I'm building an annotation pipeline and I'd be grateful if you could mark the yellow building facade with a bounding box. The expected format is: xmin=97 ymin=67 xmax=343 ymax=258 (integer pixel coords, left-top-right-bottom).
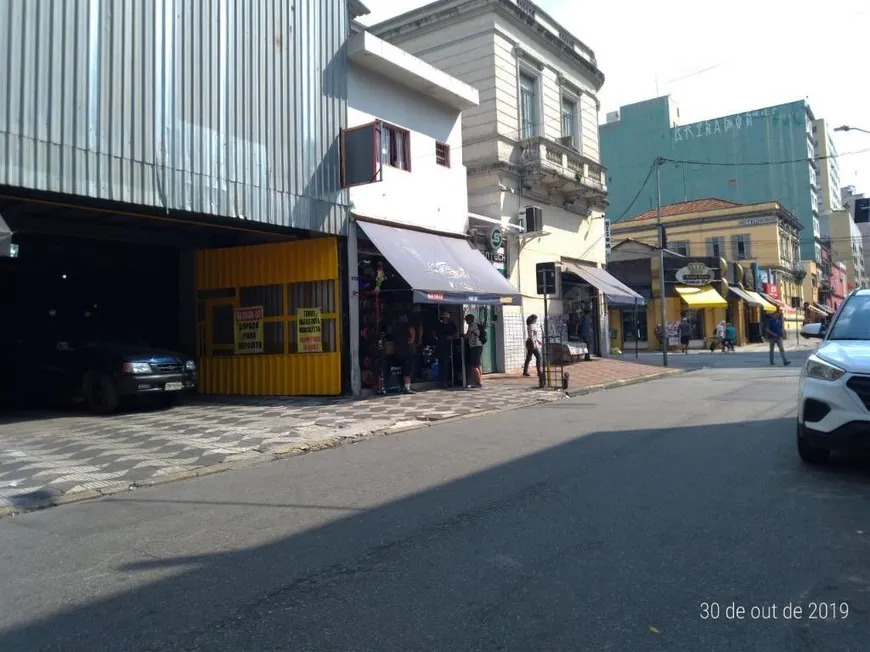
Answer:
xmin=194 ymin=237 xmax=342 ymax=396
xmin=608 ymin=199 xmax=806 ymax=350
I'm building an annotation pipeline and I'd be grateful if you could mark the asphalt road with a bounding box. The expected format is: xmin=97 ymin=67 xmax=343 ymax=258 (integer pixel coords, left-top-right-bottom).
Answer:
xmin=2 ymin=355 xmax=870 ymax=651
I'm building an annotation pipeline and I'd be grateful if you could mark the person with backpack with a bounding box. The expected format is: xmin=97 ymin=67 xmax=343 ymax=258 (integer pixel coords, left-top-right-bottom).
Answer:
xmin=463 ymin=313 xmax=485 ymax=389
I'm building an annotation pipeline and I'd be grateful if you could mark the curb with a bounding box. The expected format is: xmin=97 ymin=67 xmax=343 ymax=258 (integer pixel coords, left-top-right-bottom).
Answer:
xmin=564 ymin=368 xmax=686 ymax=398
xmin=0 ymin=371 xmax=681 ymax=519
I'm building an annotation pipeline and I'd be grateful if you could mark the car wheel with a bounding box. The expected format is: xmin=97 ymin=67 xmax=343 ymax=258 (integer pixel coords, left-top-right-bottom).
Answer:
xmin=797 ymin=424 xmax=830 ymax=465
xmin=83 ymin=372 xmax=120 ymax=415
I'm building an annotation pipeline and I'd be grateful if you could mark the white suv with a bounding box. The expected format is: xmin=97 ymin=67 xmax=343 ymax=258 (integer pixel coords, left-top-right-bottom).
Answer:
xmin=797 ymin=289 xmax=870 ymax=464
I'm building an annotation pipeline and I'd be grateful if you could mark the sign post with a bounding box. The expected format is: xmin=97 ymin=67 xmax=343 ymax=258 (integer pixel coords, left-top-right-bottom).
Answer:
xmin=536 ymin=261 xmax=557 ymax=388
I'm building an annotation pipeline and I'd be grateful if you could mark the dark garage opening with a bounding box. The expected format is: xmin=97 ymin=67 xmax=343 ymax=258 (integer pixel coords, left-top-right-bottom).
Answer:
xmin=0 ymin=193 xmax=297 ymax=409
xmin=2 ymin=233 xmax=181 ymax=351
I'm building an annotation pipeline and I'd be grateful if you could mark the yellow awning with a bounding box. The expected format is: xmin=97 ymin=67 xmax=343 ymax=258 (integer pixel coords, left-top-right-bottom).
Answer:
xmin=675 ymin=284 xmax=728 ymax=308
xmin=743 ymin=290 xmax=777 ymax=313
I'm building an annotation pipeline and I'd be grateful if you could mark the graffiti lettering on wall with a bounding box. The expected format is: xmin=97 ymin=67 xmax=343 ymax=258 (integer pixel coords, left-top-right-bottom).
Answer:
xmin=672 ymin=106 xmax=808 ymax=142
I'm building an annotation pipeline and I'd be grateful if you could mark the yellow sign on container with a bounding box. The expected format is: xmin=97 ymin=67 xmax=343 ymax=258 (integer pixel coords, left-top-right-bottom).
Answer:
xmin=297 ymin=308 xmax=323 ymax=353
xmin=234 ymin=306 xmax=264 ymax=354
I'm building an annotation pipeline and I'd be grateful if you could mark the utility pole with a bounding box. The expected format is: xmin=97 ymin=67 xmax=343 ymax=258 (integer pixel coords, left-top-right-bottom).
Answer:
xmin=655 ymin=157 xmax=668 ymax=367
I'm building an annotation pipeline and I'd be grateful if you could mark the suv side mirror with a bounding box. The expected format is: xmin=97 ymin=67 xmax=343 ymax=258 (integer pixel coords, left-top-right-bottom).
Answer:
xmin=800 ymin=323 xmax=824 ymax=339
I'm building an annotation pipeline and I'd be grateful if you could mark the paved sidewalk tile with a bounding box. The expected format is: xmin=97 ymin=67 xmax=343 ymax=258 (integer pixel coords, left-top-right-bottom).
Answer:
xmin=0 ymin=384 xmax=561 ymax=510
xmin=490 ymin=357 xmax=679 ymax=390
xmin=0 ymin=359 xmax=680 ymax=511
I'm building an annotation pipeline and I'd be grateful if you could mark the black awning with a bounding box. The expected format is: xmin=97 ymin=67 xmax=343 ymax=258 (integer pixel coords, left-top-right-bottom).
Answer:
xmin=356 ymin=219 xmax=522 ymax=306
xmin=562 ymin=262 xmax=645 ymax=306
xmin=0 ymin=212 xmax=13 ymax=258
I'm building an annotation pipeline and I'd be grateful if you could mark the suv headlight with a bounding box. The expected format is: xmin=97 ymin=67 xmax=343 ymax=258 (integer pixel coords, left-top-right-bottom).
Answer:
xmin=185 ymin=360 xmax=196 ymax=371
xmin=123 ymin=362 xmax=152 ymax=374
xmin=805 ymin=356 xmax=845 ymax=381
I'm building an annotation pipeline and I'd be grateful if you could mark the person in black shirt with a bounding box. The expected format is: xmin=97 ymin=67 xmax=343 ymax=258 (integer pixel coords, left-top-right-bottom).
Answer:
xmin=436 ymin=311 xmax=459 ymax=388
xmin=409 ymin=304 xmax=424 ymax=380
xmin=393 ymin=314 xmax=416 ymax=394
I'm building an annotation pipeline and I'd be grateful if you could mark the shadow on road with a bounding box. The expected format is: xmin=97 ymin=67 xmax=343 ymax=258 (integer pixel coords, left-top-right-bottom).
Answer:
xmin=2 ymin=414 xmax=870 ymax=651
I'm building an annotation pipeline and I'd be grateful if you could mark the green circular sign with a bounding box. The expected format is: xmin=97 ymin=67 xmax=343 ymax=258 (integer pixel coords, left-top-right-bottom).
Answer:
xmin=488 ymin=226 xmax=503 ymax=251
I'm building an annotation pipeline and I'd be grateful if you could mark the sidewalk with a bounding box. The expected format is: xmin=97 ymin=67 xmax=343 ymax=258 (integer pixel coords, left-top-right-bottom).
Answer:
xmin=0 ymin=358 xmax=683 ymax=515
xmin=618 ymin=337 xmax=816 ymax=357
xmin=487 ymin=356 xmax=685 ymax=395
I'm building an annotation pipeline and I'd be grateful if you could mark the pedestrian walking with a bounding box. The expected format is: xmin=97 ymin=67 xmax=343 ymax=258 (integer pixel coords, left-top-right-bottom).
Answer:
xmin=679 ymin=318 xmax=692 ymax=354
xmin=723 ymin=322 xmax=736 ymax=352
xmin=464 ymin=313 xmax=484 ymax=389
xmin=710 ymin=320 xmax=726 ymax=353
xmin=523 ymin=314 xmax=543 ymax=379
xmin=766 ymin=309 xmax=792 ymax=367
xmin=578 ymin=311 xmax=593 ymax=361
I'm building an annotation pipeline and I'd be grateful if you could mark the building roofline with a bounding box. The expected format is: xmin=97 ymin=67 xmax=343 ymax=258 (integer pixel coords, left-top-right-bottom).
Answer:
xmin=369 ymin=0 xmax=605 ymax=91
xmin=348 ymin=0 xmax=370 ymax=19
xmin=616 ymin=199 xmax=803 ymax=230
xmin=348 ymin=31 xmax=480 ymax=111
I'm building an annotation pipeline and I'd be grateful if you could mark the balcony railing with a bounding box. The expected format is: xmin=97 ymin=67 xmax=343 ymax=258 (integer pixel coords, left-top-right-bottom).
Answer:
xmin=519 ymin=137 xmax=607 ymax=202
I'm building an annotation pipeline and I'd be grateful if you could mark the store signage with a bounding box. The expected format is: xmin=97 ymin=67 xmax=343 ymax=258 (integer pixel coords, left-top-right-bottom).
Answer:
xmin=675 ymin=262 xmax=715 ymax=286
xmin=234 ymin=306 xmax=264 ymax=355
xmin=742 ymin=265 xmax=756 ymax=291
xmin=483 ymin=250 xmax=506 ymax=264
xmin=763 ymin=282 xmax=780 ymax=300
xmin=296 ymin=308 xmax=323 ymax=353
xmin=604 ymin=219 xmax=612 ymax=254
xmin=487 ymin=226 xmax=503 ymax=252
xmin=738 ymin=216 xmax=778 ymax=226
xmin=427 ymin=292 xmax=445 ymax=301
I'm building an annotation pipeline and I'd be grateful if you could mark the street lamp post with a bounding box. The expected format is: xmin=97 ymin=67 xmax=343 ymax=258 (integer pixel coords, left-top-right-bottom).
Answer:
xmin=655 ymin=157 xmax=668 ymax=367
xmin=834 ymin=125 xmax=870 ymax=135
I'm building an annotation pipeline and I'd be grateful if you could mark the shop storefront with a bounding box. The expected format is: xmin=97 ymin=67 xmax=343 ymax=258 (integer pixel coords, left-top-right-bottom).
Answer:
xmin=195 ymin=237 xmax=343 ymax=396
xmin=469 ymin=221 xmax=510 ymax=374
xmin=655 ymin=259 xmax=723 ymax=349
xmin=354 ymin=217 xmax=521 ymax=393
xmin=562 ymin=262 xmax=645 ymax=357
xmin=736 ymin=263 xmax=775 ymax=343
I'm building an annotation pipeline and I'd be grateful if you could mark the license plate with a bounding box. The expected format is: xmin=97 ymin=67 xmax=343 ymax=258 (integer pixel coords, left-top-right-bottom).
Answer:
xmin=165 ymin=382 xmax=183 ymax=392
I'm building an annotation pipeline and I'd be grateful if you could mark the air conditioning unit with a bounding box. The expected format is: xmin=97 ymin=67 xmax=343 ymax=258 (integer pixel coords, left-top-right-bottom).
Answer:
xmin=524 ymin=206 xmax=543 ymax=233
xmin=557 ymin=136 xmax=577 ymax=150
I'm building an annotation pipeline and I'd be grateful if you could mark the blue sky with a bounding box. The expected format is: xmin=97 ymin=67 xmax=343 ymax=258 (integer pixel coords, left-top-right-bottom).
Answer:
xmin=360 ymin=0 xmax=870 ymax=194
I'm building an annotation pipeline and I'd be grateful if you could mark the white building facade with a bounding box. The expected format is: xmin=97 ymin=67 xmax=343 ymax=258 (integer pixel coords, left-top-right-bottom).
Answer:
xmin=346 ymin=28 xmax=477 ymax=232
xmin=343 ymin=5 xmax=523 ymax=393
xmin=814 ymin=119 xmax=842 ymax=214
xmin=371 ymin=0 xmax=616 ymax=372
xmin=842 ymin=186 xmax=870 ymax=287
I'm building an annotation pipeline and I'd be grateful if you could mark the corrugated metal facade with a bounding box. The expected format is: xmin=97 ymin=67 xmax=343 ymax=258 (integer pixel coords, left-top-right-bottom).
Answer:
xmin=0 ymin=0 xmax=350 ymax=235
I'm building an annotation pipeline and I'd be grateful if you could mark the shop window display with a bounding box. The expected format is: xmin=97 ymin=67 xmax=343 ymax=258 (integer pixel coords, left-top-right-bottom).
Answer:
xmin=356 ymin=255 xmax=464 ymax=392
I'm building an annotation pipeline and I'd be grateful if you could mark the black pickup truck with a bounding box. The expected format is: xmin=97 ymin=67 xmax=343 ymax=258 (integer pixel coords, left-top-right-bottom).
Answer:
xmin=4 ymin=331 xmax=197 ymax=414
